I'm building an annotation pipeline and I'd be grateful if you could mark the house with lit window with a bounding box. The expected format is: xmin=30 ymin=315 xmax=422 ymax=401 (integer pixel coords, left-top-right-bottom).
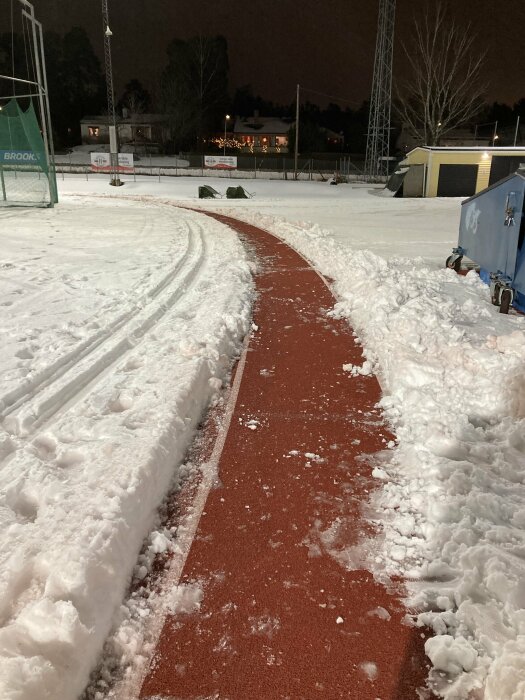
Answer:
xmin=80 ymin=112 xmax=170 ymax=152
xmin=232 ymin=114 xmax=293 ymax=153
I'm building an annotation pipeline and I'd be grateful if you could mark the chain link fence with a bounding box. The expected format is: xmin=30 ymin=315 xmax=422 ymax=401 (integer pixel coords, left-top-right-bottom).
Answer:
xmin=54 ymin=153 xmax=368 ymax=183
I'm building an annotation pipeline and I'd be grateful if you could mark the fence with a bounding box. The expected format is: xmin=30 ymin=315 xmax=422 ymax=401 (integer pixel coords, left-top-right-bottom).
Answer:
xmin=54 ymin=153 xmax=368 ymax=183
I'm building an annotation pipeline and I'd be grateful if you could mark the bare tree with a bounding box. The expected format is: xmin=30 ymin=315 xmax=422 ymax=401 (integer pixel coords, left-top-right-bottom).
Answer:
xmin=161 ymin=35 xmax=229 ymax=151
xmin=190 ymin=36 xmax=229 ymax=147
xmin=396 ymin=3 xmax=486 ymax=146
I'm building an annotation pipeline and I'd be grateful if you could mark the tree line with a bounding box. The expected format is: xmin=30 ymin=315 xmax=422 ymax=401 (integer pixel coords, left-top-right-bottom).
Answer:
xmin=1 ymin=6 xmax=524 ymax=155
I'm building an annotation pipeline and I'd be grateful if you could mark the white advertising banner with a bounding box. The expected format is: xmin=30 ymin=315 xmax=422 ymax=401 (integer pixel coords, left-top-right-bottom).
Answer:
xmin=204 ymin=155 xmax=237 ymax=170
xmin=90 ymin=153 xmax=135 ymax=174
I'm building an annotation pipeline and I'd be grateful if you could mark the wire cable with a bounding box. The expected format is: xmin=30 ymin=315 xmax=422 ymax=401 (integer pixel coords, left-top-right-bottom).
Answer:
xmin=299 ymin=87 xmax=363 ymax=109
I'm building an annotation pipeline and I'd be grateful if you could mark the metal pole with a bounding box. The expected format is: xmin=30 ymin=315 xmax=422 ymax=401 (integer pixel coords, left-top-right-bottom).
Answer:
xmin=223 ymin=115 xmax=229 ymax=156
xmin=0 ymin=74 xmax=39 ymax=86
xmin=35 ymin=15 xmax=57 ymax=202
xmin=492 ymin=120 xmax=498 ymax=147
xmin=294 ymin=84 xmax=299 ymax=180
xmin=21 ymin=3 xmax=54 ymax=206
xmin=514 ymin=116 xmax=520 ymax=147
xmin=0 ymin=166 xmax=6 ymax=200
xmin=101 ymin=0 xmax=121 ymax=186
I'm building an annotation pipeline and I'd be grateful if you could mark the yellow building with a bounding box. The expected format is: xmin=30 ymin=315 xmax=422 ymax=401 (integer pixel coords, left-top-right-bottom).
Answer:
xmin=397 ymin=147 xmax=525 ymax=197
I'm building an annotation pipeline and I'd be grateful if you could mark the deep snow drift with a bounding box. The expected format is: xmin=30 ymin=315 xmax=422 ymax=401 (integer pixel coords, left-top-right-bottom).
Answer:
xmin=1 ymin=175 xmax=525 ymax=700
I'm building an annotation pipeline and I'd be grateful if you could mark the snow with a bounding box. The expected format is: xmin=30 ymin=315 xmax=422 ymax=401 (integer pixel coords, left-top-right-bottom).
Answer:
xmin=360 ymin=661 xmax=379 ymax=681
xmin=0 ymin=195 xmax=252 ymax=699
xmin=1 ymin=173 xmax=525 ymax=699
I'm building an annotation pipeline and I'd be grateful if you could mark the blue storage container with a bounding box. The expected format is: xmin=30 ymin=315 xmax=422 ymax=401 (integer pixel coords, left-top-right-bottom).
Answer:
xmin=447 ymin=171 xmax=525 ymax=313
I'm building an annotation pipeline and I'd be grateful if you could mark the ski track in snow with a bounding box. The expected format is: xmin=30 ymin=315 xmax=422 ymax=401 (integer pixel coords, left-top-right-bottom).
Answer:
xmin=0 ymin=198 xmax=253 ymax=700
xmin=0 ymin=215 xmax=206 ymax=436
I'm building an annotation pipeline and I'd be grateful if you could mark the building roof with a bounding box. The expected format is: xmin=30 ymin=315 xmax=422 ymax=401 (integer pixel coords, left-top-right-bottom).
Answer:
xmin=81 ymin=114 xmax=169 ymax=125
xmin=233 ymin=116 xmax=293 ymax=135
xmin=407 ymin=146 xmax=525 ymax=155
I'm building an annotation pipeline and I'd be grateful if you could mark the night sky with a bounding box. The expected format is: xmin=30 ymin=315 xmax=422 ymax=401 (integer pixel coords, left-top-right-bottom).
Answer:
xmin=8 ymin=0 xmax=525 ymax=109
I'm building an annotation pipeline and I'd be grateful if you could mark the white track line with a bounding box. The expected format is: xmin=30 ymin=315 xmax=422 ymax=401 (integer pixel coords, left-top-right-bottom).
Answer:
xmin=114 ymin=329 xmax=252 ymax=700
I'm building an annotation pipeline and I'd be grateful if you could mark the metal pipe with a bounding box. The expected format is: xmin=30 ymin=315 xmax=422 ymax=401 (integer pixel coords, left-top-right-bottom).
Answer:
xmin=36 ymin=17 xmax=56 ymax=177
xmin=0 ymin=74 xmax=41 ymax=87
xmin=20 ymin=1 xmax=55 ymax=205
xmin=0 ymin=92 xmax=40 ymax=99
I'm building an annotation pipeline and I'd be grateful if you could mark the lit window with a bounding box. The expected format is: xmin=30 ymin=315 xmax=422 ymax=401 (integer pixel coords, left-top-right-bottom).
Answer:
xmin=88 ymin=126 xmax=100 ymax=137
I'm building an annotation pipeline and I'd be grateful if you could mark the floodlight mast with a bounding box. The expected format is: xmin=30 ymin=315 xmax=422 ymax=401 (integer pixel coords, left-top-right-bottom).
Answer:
xmin=101 ymin=0 xmax=121 ymax=186
xmin=365 ymin=0 xmax=396 ymax=182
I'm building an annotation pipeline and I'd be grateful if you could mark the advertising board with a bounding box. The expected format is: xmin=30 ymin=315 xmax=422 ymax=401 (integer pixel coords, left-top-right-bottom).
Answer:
xmin=204 ymin=155 xmax=237 ymax=170
xmin=90 ymin=153 xmax=135 ymax=173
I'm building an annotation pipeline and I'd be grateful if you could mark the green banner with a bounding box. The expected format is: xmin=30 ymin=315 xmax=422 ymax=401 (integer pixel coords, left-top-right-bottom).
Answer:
xmin=0 ymin=99 xmax=57 ymax=206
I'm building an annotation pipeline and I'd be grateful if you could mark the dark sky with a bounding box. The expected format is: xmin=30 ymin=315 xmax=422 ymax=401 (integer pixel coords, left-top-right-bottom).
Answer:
xmin=7 ymin=0 xmax=525 ymax=109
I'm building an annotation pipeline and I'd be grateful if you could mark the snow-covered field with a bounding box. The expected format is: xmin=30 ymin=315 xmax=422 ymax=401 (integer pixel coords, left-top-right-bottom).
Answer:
xmin=1 ymin=174 xmax=525 ymax=700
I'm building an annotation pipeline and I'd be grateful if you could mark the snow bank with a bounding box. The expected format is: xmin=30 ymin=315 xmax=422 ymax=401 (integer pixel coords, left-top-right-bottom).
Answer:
xmin=4 ymin=177 xmax=525 ymax=698
xmin=224 ymin=208 xmax=525 ymax=699
xmin=0 ymin=199 xmax=253 ymax=700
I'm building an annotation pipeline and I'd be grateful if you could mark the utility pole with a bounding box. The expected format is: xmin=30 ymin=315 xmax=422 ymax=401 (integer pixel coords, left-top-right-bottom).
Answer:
xmin=294 ymin=83 xmax=299 ymax=180
xmin=514 ymin=115 xmax=521 ymax=147
xmin=492 ymin=120 xmax=498 ymax=147
xmin=101 ymin=0 xmax=121 ymax=186
xmin=365 ymin=0 xmax=396 ymax=182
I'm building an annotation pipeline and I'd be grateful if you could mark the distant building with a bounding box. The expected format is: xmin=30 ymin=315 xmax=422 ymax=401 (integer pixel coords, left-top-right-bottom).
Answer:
xmin=231 ymin=114 xmax=293 ymax=153
xmin=391 ymin=146 xmax=525 ymax=198
xmin=80 ymin=113 xmax=170 ymax=152
xmin=322 ymin=127 xmax=345 ymax=149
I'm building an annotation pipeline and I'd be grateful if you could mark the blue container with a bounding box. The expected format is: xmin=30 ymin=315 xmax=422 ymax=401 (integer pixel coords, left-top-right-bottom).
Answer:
xmin=450 ymin=172 xmax=525 ymax=313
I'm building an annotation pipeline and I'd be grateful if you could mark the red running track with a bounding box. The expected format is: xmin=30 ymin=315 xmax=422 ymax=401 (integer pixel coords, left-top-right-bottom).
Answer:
xmin=139 ymin=213 xmax=430 ymax=700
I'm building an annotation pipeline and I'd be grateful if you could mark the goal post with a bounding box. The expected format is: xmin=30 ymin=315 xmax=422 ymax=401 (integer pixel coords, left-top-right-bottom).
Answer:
xmin=0 ymin=0 xmax=58 ymax=208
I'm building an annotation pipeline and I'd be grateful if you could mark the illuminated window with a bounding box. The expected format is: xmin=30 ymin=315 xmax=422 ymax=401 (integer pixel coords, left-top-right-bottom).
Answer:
xmin=88 ymin=126 xmax=99 ymax=137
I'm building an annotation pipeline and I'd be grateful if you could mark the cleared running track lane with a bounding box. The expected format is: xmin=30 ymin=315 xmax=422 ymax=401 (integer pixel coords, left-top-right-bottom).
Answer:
xmin=140 ymin=213 xmax=431 ymax=700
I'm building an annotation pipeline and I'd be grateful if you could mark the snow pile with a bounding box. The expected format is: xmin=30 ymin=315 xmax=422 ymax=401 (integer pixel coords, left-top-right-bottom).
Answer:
xmin=227 ymin=208 xmax=525 ymax=699
xmin=0 ymin=199 xmax=252 ymax=700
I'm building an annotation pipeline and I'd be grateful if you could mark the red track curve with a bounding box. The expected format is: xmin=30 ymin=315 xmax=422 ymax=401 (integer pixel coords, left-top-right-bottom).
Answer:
xmin=139 ymin=212 xmax=430 ymax=700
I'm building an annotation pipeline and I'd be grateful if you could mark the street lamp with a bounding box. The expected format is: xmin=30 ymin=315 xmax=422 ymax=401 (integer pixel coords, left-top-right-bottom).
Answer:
xmin=224 ymin=114 xmax=230 ymax=155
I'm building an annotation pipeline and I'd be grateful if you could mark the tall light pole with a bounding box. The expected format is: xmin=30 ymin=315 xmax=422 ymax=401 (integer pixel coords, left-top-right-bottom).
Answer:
xmin=224 ymin=114 xmax=230 ymax=155
xmin=102 ymin=0 xmax=121 ymax=186
xmin=365 ymin=0 xmax=396 ymax=181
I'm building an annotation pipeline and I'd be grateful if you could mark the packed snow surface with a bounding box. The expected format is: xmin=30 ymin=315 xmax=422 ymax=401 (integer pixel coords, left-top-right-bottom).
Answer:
xmin=0 ymin=196 xmax=252 ymax=699
xmin=1 ymin=174 xmax=525 ymax=700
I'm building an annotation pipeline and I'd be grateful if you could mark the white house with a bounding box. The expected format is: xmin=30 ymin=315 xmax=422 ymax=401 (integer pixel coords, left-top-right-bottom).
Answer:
xmin=80 ymin=113 xmax=170 ymax=152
